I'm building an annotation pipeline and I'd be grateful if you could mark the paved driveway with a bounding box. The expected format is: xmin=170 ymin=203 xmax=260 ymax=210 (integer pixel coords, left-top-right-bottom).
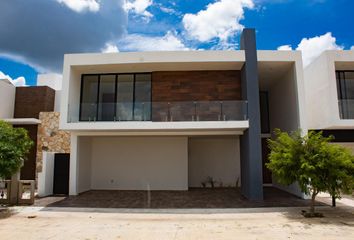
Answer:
xmin=1 ymin=206 xmax=353 ymax=240
xmin=34 ymin=187 xmax=323 ymax=209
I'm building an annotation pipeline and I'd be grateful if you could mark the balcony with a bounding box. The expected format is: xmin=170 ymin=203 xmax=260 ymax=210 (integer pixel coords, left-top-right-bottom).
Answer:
xmin=339 ymin=100 xmax=354 ymax=119
xmin=67 ymin=101 xmax=248 ymax=123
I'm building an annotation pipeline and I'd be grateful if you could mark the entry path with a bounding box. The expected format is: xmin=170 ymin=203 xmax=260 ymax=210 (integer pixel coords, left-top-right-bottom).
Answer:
xmin=0 ymin=206 xmax=353 ymax=240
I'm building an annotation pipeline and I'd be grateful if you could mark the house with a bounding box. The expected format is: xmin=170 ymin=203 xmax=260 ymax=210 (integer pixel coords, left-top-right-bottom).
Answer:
xmin=58 ymin=29 xmax=307 ymax=200
xmin=0 ymin=74 xmax=70 ymax=185
xmin=305 ymin=50 xmax=354 ymax=151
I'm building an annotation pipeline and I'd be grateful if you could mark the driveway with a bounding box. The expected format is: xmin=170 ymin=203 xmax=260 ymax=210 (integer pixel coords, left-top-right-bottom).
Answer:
xmin=0 ymin=206 xmax=353 ymax=240
xmin=34 ymin=187 xmax=324 ymax=209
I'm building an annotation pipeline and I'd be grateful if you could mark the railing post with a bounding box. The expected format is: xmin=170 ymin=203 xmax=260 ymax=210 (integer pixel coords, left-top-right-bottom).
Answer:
xmin=142 ymin=102 xmax=145 ymax=121
xmin=244 ymin=101 xmax=248 ymax=120
xmin=193 ymin=101 xmax=198 ymax=121
xmin=168 ymin=102 xmax=171 ymax=122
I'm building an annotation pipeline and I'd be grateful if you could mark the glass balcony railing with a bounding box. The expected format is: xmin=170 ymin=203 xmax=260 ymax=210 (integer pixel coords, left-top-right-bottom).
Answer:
xmin=67 ymin=101 xmax=248 ymax=123
xmin=338 ymin=100 xmax=354 ymax=119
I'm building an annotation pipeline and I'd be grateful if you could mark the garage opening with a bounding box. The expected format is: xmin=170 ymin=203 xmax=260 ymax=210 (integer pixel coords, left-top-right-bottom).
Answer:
xmin=77 ymin=136 xmax=188 ymax=193
xmin=188 ymin=136 xmax=241 ymax=188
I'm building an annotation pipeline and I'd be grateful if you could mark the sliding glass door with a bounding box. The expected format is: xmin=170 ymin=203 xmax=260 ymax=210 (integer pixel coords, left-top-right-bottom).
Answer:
xmin=80 ymin=75 xmax=99 ymax=121
xmin=98 ymin=75 xmax=116 ymax=121
xmin=134 ymin=74 xmax=151 ymax=121
xmin=80 ymin=73 xmax=151 ymax=121
xmin=337 ymin=71 xmax=354 ymax=119
xmin=117 ymin=74 xmax=134 ymax=121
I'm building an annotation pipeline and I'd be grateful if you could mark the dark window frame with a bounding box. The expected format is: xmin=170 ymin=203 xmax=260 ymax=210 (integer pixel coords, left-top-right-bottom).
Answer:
xmin=336 ymin=70 xmax=354 ymax=119
xmin=79 ymin=72 xmax=152 ymax=121
xmin=259 ymin=91 xmax=270 ymax=134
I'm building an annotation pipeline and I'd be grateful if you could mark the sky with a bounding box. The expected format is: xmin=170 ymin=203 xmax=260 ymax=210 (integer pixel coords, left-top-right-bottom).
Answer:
xmin=0 ymin=0 xmax=353 ymax=86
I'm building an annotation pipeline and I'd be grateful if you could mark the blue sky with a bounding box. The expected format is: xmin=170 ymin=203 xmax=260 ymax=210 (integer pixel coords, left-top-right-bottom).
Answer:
xmin=0 ymin=0 xmax=353 ymax=86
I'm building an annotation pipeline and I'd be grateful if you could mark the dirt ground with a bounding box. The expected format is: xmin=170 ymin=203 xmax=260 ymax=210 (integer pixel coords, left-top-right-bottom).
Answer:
xmin=0 ymin=205 xmax=353 ymax=240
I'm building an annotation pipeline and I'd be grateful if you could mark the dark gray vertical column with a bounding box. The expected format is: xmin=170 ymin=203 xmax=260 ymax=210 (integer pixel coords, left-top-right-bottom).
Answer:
xmin=240 ymin=28 xmax=263 ymax=200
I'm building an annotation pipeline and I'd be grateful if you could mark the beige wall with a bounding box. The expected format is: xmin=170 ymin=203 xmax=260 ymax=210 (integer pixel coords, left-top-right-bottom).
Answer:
xmin=77 ymin=136 xmax=92 ymax=193
xmin=335 ymin=143 xmax=354 ymax=154
xmin=269 ymin=65 xmax=300 ymax=133
xmin=0 ymin=79 xmax=15 ymax=119
xmin=90 ymin=136 xmax=188 ymax=190
xmin=188 ymin=136 xmax=240 ymax=188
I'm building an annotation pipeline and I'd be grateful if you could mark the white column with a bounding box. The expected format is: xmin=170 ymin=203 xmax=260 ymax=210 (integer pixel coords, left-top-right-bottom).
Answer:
xmin=69 ymin=133 xmax=78 ymax=195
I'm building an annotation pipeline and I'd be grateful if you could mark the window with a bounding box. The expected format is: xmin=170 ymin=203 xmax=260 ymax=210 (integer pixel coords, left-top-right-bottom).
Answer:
xmin=337 ymin=71 xmax=354 ymax=119
xmin=80 ymin=73 xmax=151 ymax=121
xmin=80 ymin=75 xmax=99 ymax=121
xmin=134 ymin=74 xmax=151 ymax=121
xmin=259 ymin=92 xmax=270 ymax=133
xmin=98 ymin=75 xmax=116 ymax=121
xmin=117 ymin=74 xmax=134 ymax=121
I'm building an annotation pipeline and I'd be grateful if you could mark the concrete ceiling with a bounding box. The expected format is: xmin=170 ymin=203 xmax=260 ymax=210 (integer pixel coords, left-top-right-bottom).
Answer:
xmin=258 ymin=61 xmax=294 ymax=90
xmin=335 ymin=61 xmax=354 ymax=71
xmin=72 ymin=62 xmax=245 ymax=74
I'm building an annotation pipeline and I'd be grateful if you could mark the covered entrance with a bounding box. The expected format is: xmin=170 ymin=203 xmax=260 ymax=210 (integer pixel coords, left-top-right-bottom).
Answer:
xmin=73 ymin=134 xmax=243 ymax=195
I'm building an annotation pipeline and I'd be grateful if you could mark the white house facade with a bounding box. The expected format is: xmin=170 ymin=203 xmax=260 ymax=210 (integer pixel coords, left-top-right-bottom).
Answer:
xmin=59 ymin=29 xmax=307 ymax=200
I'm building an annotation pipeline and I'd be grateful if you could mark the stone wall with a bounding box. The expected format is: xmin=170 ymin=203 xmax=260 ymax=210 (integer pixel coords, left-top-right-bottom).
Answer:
xmin=36 ymin=112 xmax=70 ymax=173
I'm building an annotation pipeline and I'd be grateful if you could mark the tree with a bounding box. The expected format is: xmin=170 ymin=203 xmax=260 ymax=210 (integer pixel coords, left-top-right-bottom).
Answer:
xmin=0 ymin=120 xmax=33 ymax=179
xmin=267 ymin=129 xmax=354 ymax=216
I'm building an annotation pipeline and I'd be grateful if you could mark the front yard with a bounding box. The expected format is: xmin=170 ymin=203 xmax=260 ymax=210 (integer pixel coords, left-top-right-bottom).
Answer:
xmin=0 ymin=205 xmax=353 ymax=240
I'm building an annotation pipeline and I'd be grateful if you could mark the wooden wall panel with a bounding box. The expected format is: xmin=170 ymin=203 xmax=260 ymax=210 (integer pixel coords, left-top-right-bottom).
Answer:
xmin=151 ymin=71 xmax=242 ymax=121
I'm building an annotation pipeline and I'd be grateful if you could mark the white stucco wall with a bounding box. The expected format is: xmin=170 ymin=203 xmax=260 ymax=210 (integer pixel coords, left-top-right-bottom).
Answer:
xmin=304 ymin=52 xmax=335 ymax=129
xmin=54 ymin=90 xmax=61 ymax=112
xmin=267 ymin=64 xmax=306 ymax=198
xmin=188 ymin=136 xmax=240 ymax=188
xmin=37 ymin=73 xmax=62 ymax=91
xmin=304 ymin=50 xmax=354 ymax=129
xmin=77 ymin=136 xmax=92 ymax=193
xmin=0 ymin=79 xmax=15 ymax=119
xmin=37 ymin=152 xmax=55 ymax=197
xmin=269 ymin=64 xmax=301 ymax=133
xmin=90 ymin=136 xmax=188 ymax=191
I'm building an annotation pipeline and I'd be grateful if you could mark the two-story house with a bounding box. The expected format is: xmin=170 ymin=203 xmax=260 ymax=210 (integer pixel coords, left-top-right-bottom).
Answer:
xmin=305 ymin=50 xmax=354 ymax=151
xmin=59 ymin=29 xmax=306 ymax=201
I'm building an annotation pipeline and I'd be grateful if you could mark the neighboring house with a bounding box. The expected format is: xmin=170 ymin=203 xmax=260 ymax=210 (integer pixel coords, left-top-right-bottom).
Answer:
xmin=59 ymin=29 xmax=307 ymax=200
xmin=305 ymin=50 xmax=354 ymax=151
xmin=0 ymin=75 xmax=69 ymax=186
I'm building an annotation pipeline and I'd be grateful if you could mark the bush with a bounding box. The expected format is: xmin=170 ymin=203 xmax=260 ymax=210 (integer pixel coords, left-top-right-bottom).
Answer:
xmin=0 ymin=120 xmax=33 ymax=179
xmin=267 ymin=129 xmax=354 ymax=216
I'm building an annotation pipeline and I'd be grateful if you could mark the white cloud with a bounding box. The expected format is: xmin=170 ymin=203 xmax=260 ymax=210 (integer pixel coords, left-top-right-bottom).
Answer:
xmin=0 ymin=71 xmax=26 ymax=86
xmin=124 ymin=0 xmax=153 ymax=19
xmin=159 ymin=6 xmax=176 ymax=14
xmin=118 ymin=31 xmax=189 ymax=51
xmin=277 ymin=33 xmax=343 ymax=67
xmin=277 ymin=45 xmax=292 ymax=51
xmin=351 ymin=46 xmax=354 ymax=50
xmin=56 ymin=0 xmax=100 ymax=13
xmin=101 ymin=43 xmax=119 ymax=53
xmin=182 ymin=0 xmax=254 ymax=43
xmin=296 ymin=33 xmax=343 ymax=67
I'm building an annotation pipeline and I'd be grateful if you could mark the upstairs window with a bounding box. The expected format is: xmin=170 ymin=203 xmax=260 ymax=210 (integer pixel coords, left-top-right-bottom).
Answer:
xmin=80 ymin=73 xmax=151 ymax=121
xmin=337 ymin=71 xmax=354 ymax=119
